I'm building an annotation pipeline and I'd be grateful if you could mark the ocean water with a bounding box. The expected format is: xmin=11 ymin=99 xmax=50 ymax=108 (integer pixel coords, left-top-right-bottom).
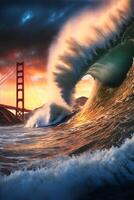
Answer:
xmin=0 ymin=68 xmax=134 ymax=199
xmin=0 ymin=132 xmax=134 ymax=200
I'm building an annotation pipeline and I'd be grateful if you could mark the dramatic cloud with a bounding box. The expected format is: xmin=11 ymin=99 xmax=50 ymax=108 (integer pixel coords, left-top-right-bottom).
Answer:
xmin=0 ymin=0 xmax=107 ymax=71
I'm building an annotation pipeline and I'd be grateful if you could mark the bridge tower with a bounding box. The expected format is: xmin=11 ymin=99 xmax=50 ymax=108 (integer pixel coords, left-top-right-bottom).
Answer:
xmin=16 ymin=62 xmax=24 ymax=121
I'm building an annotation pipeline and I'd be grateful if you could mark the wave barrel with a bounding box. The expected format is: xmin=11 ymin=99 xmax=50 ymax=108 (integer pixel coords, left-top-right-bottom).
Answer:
xmin=87 ymin=39 xmax=134 ymax=87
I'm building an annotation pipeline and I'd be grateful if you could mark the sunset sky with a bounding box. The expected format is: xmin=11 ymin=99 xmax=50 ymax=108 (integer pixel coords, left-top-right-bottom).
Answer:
xmin=0 ymin=63 xmax=91 ymax=110
xmin=0 ymin=0 xmax=94 ymax=110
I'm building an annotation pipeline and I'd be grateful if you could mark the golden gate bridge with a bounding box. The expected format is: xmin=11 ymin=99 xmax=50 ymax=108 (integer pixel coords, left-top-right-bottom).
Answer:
xmin=0 ymin=62 xmax=31 ymax=121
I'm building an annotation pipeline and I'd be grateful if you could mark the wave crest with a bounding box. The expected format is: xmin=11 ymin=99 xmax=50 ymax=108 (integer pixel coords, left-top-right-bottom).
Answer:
xmin=0 ymin=134 xmax=134 ymax=200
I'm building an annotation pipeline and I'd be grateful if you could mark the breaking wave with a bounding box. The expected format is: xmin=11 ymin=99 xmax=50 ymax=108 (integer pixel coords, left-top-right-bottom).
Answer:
xmin=26 ymin=0 xmax=134 ymax=127
xmin=1 ymin=1 xmax=134 ymax=199
xmin=0 ymin=134 xmax=134 ymax=200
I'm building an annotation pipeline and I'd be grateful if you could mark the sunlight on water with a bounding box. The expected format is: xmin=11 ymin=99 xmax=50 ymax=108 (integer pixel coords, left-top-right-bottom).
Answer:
xmin=0 ymin=67 xmax=134 ymax=200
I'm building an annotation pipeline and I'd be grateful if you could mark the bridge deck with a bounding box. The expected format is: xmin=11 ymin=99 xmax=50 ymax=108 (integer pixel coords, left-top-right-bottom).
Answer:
xmin=0 ymin=104 xmax=31 ymax=112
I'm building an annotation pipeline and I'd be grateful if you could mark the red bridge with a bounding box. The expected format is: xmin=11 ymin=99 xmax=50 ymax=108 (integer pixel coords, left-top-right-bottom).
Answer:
xmin=0 ymin=104 xmax=31 ymax=113
xmin=0 ymin=62 xmax=32 ymax=121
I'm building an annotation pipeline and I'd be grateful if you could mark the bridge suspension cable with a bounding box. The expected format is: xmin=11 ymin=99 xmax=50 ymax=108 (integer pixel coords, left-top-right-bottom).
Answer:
xmin=0 ymin=68 xmax=12 ymax=81
xmin=0 ymin=62 xmax=31 ymax=122
xmin=0 ymin=68 xmax=16 ymax=85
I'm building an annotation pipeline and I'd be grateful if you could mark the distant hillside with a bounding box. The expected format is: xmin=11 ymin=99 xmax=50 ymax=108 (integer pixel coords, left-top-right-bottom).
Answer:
xmin=0 ymin=107 xmax=21 ymax=126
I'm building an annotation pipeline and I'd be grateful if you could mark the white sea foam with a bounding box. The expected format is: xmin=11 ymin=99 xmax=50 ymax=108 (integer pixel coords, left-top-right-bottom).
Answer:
xmin=26 ymin=0 xmax=134 ymax=128
xmin=0 ymin=134 xmax=134 ymax=200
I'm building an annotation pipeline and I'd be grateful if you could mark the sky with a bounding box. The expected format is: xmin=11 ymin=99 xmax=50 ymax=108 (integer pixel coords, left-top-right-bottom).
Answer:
xmin=0 ymin=0 xmax=92 ymax=66
xmin=0 ymin=0 xmax=103 ymax=68
xmin=0 ymin=0 xmax=93 ymax=109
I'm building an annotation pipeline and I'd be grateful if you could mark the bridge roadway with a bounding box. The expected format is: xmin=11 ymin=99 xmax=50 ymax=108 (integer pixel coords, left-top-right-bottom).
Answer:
xmin=0 ymin=104 xmax=31 ymax=112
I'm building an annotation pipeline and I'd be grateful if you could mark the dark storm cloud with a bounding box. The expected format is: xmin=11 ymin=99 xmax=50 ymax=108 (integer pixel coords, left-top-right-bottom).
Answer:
xmin=0 ymin=3 xmax=68 ymax=57
xmin=0 ymin=0 xmax=104 ymax=68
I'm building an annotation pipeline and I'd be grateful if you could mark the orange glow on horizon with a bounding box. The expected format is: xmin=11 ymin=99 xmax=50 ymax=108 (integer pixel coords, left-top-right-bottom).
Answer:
xmin=0 ymin=64 xmax=48 ymax=110
xmin=0 ymin=65 xmax=91 ymax=110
